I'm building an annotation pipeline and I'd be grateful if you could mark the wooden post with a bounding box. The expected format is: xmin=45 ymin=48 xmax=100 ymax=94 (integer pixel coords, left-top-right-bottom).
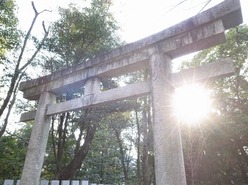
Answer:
xmin=150 ymin=52 xmax=187 ymax=185
xmin=20 ymin=92 xmax=56 ymax=185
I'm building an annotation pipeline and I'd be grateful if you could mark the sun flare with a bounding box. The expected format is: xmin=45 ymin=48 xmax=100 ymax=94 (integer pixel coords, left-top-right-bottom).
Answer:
xmin=173 ymin=84 xmax=211 ymax=123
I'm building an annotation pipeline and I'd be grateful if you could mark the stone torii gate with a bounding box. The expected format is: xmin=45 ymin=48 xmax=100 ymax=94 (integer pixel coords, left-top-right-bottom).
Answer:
xmin=19 ymin=0 xmax=243 ymax=184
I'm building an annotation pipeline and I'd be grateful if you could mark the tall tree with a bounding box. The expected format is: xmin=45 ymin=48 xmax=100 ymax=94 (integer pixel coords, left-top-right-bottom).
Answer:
xmin=77 ymin=110 xmax=137 ymax=184
xmin=40 ymin=0 xmax=122 ymax=180
xmin=0 ymin=1 xmax=50 ymax=138
xmin=44 ymin=0 xmax=120 ymax=71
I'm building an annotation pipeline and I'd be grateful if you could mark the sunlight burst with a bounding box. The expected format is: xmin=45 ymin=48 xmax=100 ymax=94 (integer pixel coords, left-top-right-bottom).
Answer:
xmin=173 ymin=84 xmax=211 ymax=124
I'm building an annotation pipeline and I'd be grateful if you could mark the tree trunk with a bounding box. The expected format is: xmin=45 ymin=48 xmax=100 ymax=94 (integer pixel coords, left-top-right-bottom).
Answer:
xmin=0 ymin=2 xmax=49 ymax=137
xmin=56 ymin=123 xmax=96 ymax=179
xmin=135 ymin=108 xmax=142 ymax=185
xmin=0 ymin=70 xmax=19 ymax=119
xmin=0 ymin=73 xmax=22 ymax=138
xmin=53 ymin=113 xmax=70 ymax=175
xmin=142 ymin=107 xmax=150 ymax=185
xmin=113 ymin=126 xmax=129 ymax=184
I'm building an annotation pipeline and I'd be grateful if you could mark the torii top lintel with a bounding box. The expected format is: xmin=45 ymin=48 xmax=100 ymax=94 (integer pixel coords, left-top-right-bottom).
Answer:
xmin=19 ymin=0 xmax=243 ymax=100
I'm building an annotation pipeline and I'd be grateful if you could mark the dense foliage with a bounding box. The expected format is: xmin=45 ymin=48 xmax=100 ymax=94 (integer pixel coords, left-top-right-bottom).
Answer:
xmin=0 ymin=124 xmax=31 ymax=183
xmin=181 ymin=25 xmax=248 ymax=185
xmin=0 ymin=0 xmax=19 ymax=60
xmin=43 ymin=0 xmax=121 ymax=71
xmin=0 ymin=0 xmax=49 ymax=138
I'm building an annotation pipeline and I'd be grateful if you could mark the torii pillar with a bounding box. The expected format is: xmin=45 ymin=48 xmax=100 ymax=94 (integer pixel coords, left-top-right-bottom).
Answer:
xmin=20 ymin=92 xmax=56 ymax=185
xmin=150 ymin=53 xmax=186 ymax=184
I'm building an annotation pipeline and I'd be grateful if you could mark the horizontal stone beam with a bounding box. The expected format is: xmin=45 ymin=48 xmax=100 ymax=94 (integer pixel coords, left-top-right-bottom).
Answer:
xmin=20 ymin=53 xmax=151 ymax=100
xmin=46 ymin=81 xmax=150 ymax=116
xmin=21 ymin=81 xmax=151 ymax=122
xmin=19 ymin=0 xmax=242 ymax=100
xmin=161 ymin=19 xmax=226 ymax=59
xmin=20 ymin=82 xmax=150 ymax=122
xmin=20 ymin=19 xmax=225 ymax=100
xmin=20 ymin=59 xmax=234 ymax=122
xmin=20 ymin=110 xmax=36 ymax=122
xmin=171 ymin=58 xmax=235 ymax=87
xmin=20 ymin=81 xmax=150 ymax=122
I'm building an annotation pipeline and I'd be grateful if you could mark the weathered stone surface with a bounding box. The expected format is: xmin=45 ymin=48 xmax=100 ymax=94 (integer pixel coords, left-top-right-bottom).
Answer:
xmin=150 ymin=52 xmax=187 ymax=185
xmin=164 ymin=19 xmax=226 ymax=58
xmin=19 ymin=0 xmax=242 ymax=100
xmin=19 ymin=58 xmax=235 ymax=122
xmin=3 ymin=179 xmax=14 ymax=185
xmin=46 ymin=81 xmax=150 ymax=116
xmin=19 ymin=110 xmax=36 ymax=122
xmin=171 ymin=58 xmax=234 ymax=87
xmin=20 ymin=52 xmax=150 ymax=100
xmin=20 ymin=92 xmax=56 ymax=185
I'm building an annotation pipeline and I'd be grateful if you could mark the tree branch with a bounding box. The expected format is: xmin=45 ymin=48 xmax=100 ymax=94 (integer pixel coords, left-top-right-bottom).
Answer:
xmin=198 ymin=0 xmax=212 ymax=13
xmin=236 ymin=27 xmax=248 ymax=40
xmin=40 ymin=9 xmax=52 ymax=14
xmin=16 ymin=1 xmax=39 ymax=72
xmin=0 ymin=1 xmax=41 ymax=118
xmin=5 ymin=130 xmax=29 ymax=146
xmin=0 ymin=0 xmax=4 ymax=8
xmin=19 ymin=28 xmax=49 ymax=72
xmin=31 ymin=1 xmax=38 ymax=15
xmin=0 ymin=73 xmax=24 ymax=138
xmin=17 ymin=1 xmax=51 ymax=72
xmin=42 ymin=21 xmax=48 ymax=35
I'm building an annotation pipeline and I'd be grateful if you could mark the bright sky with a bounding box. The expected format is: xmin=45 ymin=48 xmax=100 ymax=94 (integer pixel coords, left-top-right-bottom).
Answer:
xmin=15 ymin=0 xmax=248 ymax=72
xmin=16 ymin=0 xmax=248 ymax=43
